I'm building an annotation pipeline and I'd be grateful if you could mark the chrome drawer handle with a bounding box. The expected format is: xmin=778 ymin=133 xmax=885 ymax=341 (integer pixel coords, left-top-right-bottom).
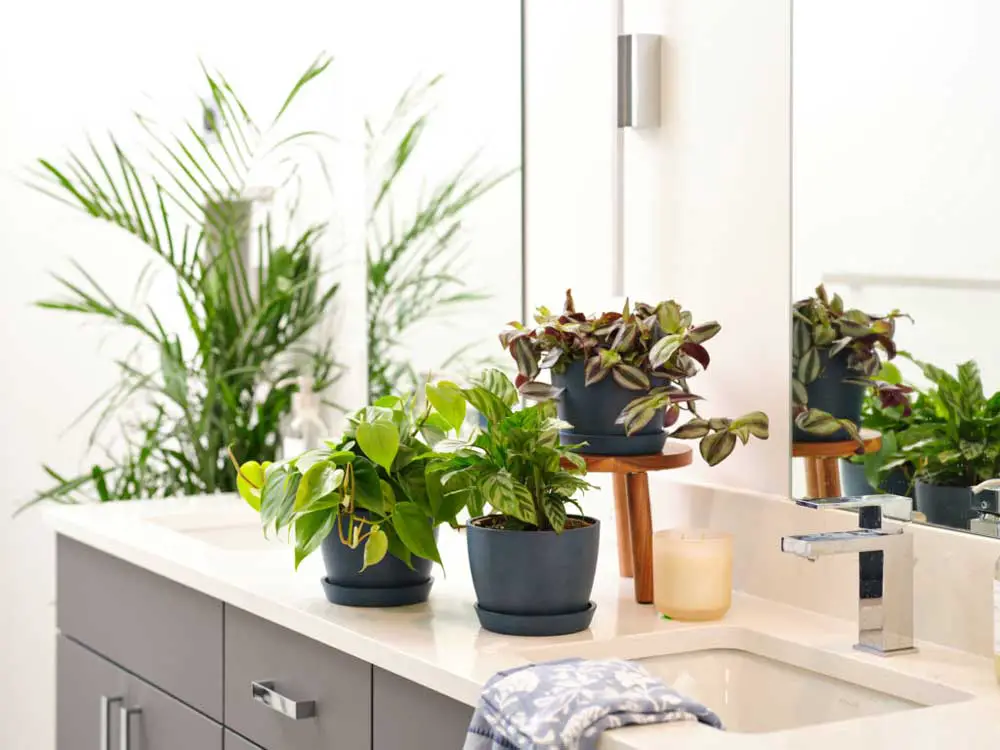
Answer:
xmin=251 ymin=680 xmax=316 ymax=720
xmin=119 ymin=706 xmax=141 ymax=750
xmin=99 ymin=696 xmax=122 ymax=750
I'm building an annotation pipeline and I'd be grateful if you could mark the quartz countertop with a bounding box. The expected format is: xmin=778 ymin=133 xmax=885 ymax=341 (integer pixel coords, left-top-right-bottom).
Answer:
xmin=47 ymin=495 xmax=1000 ymax=749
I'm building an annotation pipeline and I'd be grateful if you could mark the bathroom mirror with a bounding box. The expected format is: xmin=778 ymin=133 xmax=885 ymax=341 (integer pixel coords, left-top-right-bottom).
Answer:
xmin=361 ymin=1 xmax=523 ymax=406
xmin=791 ymin=0 xmax=1000 ymax=538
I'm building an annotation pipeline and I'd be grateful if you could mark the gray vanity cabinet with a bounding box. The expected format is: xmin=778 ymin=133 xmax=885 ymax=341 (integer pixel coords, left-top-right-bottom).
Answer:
xmin=57 ymin=636 xmax=222 ymax=750
xmin=56 ymin=534 xmax=476 ymax=750
xmin=372 ymin=667 xmax=475 ymax=750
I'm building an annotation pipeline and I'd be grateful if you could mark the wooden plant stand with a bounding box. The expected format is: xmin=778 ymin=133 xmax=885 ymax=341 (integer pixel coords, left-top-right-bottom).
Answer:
xmin=793 ymin=428 xmax=882 ymax=499
xmin=579 ymin=444 xmax=693 ymax=605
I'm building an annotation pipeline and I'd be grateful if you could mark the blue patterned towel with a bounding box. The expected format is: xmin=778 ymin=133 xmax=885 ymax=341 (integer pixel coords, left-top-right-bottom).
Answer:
xmin=463 ymin=658 xmax=723 ymax=749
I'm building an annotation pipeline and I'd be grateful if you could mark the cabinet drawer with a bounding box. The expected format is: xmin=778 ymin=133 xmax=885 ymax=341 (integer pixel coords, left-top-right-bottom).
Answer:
xmin=224 ymin=605 xmax=372 ymax=750
xmin=57 ymin=535 xmax=224 ymax=720
xmin=224 ymin=730 xmax=265 ymax=750
xmin=373 ymin=667 xmax=475 ymax=750
xmin=58 ymin=635 xmax=222 ymax=750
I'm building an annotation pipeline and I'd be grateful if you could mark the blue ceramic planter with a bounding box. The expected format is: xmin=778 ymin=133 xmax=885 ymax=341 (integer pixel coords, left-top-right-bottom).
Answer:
xmin=794 ymin=349 xmax=865 ymax=443
xmin=914 ymin=481 xmax=978 ymax=532
xmin=552 ymin=361 xmax=666 ymax=456
xmin=839 ymin=459 xmax=912 ymax=498
xmin=467 ymin=515 xmax=600 ymax=636
xmin=319 ymin=513 xmax=435 ymax=607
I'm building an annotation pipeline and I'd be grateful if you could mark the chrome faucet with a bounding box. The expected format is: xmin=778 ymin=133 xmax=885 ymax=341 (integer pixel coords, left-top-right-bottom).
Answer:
xmin=780 ymin=495 xmax=916 ymax=656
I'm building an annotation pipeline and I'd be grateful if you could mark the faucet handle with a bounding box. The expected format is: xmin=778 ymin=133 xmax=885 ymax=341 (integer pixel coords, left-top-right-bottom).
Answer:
xmin=795 ymin=495 xmax=913 ymax=528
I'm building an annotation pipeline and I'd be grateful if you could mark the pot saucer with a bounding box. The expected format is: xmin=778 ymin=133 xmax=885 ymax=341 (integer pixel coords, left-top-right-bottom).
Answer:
xmin=321 ymin=576 xmax=433 ymax=607
xmin=560 ymin=429 xmax=666 ymax=456
xmin=473 ymin=601 xmax=596 ymax=636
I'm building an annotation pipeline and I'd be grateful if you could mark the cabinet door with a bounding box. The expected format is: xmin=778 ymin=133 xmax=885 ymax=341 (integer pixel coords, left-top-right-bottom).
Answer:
xmin=224 ymin=730 xmax=265 ymax=750
xmin=58 ymin=636 xmax=222 ymax=750
xmin=57 ymin=636 xmax=128 ymax=750
xmin=372 ymin=667 xmax=475 ymax=750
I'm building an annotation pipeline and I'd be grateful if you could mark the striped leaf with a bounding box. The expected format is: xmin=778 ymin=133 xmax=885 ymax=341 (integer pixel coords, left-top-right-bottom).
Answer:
xmin=510 ymin=336 xmax=540 ymax=378
xmin=700 ymin=430 xmax=737 ymax=467
xmin=729 ymin=411 xmax=770 ymax=439
xmin=612 ymin=363 xmax=651 ymax=392
xmin=688 ymin=321 xmax=721 ymax=344
xmin=612 ymin=322 xmax=638 ymax=352
xmin=793 ymin=320 xmax=812 ymax=357
xmin=584 ymin=354 xmax=611 ymax=386
xmin=670 ymin=419 xmax=710 ymax=440
xmin=541 ymin=493 xmax=567 ymax=533
xmin=656 ymin=300 xmax=683 ymax=333
xmin=471 ymin=368 xmax=519 ymax=407
xmin=791 ymin=378 xmax=809 ymax=406
xmin=796 ymin=347 xmax=822 ymax=384
xmin=519 ymin=381 xmax=563 ymax=401
xmin=622 ymin=405 xmax=658 ymax=435
xmin=794 ymin=408 xmax=845 ymax=436
xmin=649 ymin=334 xmax=683 ymax=369
xmin=482 ymin=469 xmax=536 ymax=524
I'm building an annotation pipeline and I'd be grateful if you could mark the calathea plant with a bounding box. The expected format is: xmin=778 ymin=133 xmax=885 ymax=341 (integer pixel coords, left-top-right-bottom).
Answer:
xmin=234 ymin=392 xmax=466 ymax=573
xmin=500 ymin=290 xmax=769 ymax=465
xmin=433 ymin=369 xmax=594 ymax=532
xmin=793 ymin=284 xmax=910 ymax=442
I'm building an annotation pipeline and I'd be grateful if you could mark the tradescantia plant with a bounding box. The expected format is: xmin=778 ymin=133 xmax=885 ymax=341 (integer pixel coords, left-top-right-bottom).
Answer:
xmin=432 ymin=370 xmax=594 ymax=532
xmin=793 ymin=284 xmax=910 ymax=441
xmin=499 ymin=290 xmax=769 ymax=466
xmin=233 ymin=391 xmax=469 ymax=570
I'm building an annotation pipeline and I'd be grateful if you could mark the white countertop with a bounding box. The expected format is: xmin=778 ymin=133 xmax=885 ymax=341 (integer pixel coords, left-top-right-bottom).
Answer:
xmin=48 ymin=495 xmax=1000 ymax=749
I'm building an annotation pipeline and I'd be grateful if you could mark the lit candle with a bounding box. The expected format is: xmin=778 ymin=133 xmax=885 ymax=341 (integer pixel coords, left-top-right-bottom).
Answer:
xmin=653 ymin=529 xmax=733 ymax=621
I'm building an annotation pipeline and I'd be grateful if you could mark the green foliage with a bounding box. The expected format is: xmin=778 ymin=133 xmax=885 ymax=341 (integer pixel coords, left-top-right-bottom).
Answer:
xmin=433 ymin=369 xmax=594 ymax=532
xmin=500 ymin=290 xmax=769 ymax=466
xmin=23 ymin=57 xmax=341 ymax=511
xmin=892 ymin=358 xmax=1000 ymax=488
xmin=792 ymin=284 xmax=910 ymax=443
xmin=236 ymin=391 xmax=465 ymax=569
xmin=365 ymin=77 xmax=514 ymax=403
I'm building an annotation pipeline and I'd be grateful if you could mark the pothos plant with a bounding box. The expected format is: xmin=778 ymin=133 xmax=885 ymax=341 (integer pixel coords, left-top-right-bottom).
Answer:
xmin=233 ymin=390 xmax=469 ymax=571
xmin=432 ymin=369 xmax=594 ymax=532
xmin=793 ymin=284 xmax=910 ymax=442
xmin=499 ymin=290 xmax=769 ymax=466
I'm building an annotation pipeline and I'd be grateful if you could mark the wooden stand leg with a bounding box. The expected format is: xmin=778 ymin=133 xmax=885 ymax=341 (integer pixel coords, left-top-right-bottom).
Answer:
xmin=612 ymin=473 xmax=634 ymax=578
xmin=804 ymin=457 xmax=842 ymax=498
xmin=625 ymin=472 xmax=653 ymax=604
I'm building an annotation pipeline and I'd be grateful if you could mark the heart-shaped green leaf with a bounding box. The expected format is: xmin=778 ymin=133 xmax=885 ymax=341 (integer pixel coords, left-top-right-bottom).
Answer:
xmin=392 ymin=504 xmax=441 ymax=564
xmin=236 ymin=461 xmax=267 ymax=511
xmin=361 ymin=528 xmax=389 ymax=571
xmin=425 ymin=381 xmax=467 ymax=431
xmin=356 ymin=420 xmax=400 ymax=471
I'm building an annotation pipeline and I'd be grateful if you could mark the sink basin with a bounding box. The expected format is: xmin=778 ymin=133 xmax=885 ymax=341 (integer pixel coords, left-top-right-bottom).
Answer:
xmin=149 ymin=508 xmax=290 ymax=551
xmin=518 ymin=626 xmax=971 ymax=735
xmin=640 ymin=648 xmax=919 ymax=733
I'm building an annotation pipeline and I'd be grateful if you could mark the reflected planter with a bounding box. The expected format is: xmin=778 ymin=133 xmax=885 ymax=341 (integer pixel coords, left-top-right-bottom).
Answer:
xmin=914 ymin=481 xmax=977 ymax=532
xmin=319 ymin=513 xmax=435 ymax=607
xmin=552 ymin=361 xmax=665 ymax=456
xmin=839 ymin=459 xmax=912 ymax=499
xmin=793 ymin=349 xmax=865 ymax=443
xmin=467 ymin=514 xmax=600 ymax=636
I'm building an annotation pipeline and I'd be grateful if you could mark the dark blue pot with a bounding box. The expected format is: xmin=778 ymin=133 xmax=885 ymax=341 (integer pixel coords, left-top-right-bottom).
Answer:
xmin=839 ymin=460 xmax=912 ymax=498
xmin=467 ymin=515 xmax=600 ymax=633
xmin=914 ymin=481 xmax=979 ymax=532
xmin=552 ymin=361 xmax=666 ymax=456
xmin=794 ymin=349 xmax=865 ymax=443
xmin=319 ymin=513 xmax=435 ymax=607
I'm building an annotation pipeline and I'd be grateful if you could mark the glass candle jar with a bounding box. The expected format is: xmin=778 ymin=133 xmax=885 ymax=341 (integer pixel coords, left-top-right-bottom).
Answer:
xmin=653 ymin=529 xmax=733 ymax=621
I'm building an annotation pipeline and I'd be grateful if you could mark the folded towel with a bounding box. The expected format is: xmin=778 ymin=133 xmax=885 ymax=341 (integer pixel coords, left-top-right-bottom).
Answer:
xmin=463 ymin=658 xmax=723 ymax=750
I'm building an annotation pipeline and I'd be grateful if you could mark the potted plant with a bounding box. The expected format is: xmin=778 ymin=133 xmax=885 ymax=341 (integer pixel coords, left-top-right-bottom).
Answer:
xmin=501 ymin=290 xmax=769 ymax=462
xmin=895 ymin=359 xmax=1000 ymax=531
xmin=233 ymin=392 xmax=467 ymax=606
xmin=433 ymin=369 xmax=599 ymax=636
xmin=792 ymin=285 xmax=910 ymax=443
xmin=839 ymin=361 xmax=916 ymax=497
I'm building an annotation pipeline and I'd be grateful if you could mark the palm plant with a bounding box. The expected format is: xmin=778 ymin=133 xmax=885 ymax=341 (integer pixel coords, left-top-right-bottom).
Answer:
xmin=23 ymin=56 xmax=342 ymax=509
xmin=365 ymin=77 xmax=513 ymax=403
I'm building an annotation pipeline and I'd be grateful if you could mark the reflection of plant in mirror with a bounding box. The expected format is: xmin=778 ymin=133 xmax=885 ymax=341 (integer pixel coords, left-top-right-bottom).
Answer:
xmin=432 ymin=370 xmax=594 ymax=532
xmin=366 ymin=77 xmax=514 ymax=403
xmin=501 ymin=290 xmax=769 ymax=466
xmin=234 ymin=389 xmax=468 ymax=570
xmin=22 ymin=57 xmax=341 ymax=512
xmin=792 ymin=284 xmax=910 ymax=443
xmin=894 ymin=359 xmax=1000 ymax=488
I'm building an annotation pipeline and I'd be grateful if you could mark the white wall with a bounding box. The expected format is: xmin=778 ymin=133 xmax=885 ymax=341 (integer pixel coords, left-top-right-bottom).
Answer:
xmin=794 ymin=0 xmax=1000 ymax=390
xmin=0 ymin=2 xmax=518 ymax=746
xmin=525 ymin=0 xmax=791 ymax=497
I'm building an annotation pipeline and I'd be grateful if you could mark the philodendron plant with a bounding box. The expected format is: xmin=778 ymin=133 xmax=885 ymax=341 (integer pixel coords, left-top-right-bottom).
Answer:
xmin=433 ymin=369 xmax=594 ymax=532
xmin=234 ymin=392 xmax=468 ymax=570
xmin=499 ymin=290 xmax=769 ymax=466
xmin=793 ymin=284 xmax=910 ymax=441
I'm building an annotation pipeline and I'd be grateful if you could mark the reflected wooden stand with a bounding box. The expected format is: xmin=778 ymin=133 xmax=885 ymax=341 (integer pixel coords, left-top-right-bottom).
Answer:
xmin=793 ymin=429 xmax=882 ymax=498
xmin=577 ymin=445 xmax=693 ymax=604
